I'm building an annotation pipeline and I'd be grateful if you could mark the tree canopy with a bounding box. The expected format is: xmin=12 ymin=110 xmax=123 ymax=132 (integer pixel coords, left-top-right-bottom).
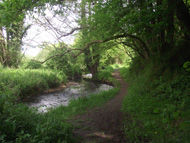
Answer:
xmin=0 ymin=0 xmax=190 ymax=73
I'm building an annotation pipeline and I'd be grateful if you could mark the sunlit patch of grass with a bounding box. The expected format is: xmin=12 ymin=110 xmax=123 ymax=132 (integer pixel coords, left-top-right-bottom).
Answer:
xmin=0 ymin=68 xmax=66 ymax=99
xmin=110 ymin=63 xmax=129 ymax=69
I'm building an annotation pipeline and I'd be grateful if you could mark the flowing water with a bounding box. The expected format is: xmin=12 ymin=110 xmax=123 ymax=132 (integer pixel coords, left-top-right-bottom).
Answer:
xmin=24 ymin=80 xmax=113 ymax=113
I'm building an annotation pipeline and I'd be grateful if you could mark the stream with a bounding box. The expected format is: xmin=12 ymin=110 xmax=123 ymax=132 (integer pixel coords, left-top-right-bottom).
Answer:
xmin=24 ymin=79 xmax=113 ymax=113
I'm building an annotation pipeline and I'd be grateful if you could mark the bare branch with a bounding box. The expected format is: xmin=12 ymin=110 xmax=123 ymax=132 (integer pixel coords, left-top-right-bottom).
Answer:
xmin=58 ymin=26 xmax=90 ymax=39
xmin=32 ymin=48 xmax=81 ymax=64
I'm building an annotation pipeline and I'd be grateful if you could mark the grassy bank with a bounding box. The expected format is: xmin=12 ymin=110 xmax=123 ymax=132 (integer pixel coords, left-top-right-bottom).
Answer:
xmin=120 ymin=63 xmax=190 ymax=143
xmin=0 ymin=68 xmax=67 ymax=99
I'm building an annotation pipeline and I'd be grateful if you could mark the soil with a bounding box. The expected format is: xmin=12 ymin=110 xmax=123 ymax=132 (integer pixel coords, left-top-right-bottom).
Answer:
xmin=72 ymin=71 xmax=128 ymax=143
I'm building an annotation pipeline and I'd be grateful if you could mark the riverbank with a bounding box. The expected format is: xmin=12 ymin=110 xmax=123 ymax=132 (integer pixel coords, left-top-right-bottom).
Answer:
xmin=0 ymin=68 xmax=119 ymax=143
xmin=23 ymin=80 xmax=113 ymax=113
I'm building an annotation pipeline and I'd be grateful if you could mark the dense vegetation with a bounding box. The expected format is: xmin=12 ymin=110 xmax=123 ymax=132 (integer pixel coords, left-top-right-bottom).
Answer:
xmin=0 ymin=0 xmax=190 ymax=142
xmin=120 ymin=61 xmax=190 ymax=142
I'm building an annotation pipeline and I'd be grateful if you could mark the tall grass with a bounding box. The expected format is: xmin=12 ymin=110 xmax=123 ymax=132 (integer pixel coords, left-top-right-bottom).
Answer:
xmin=120 ymin=64 xmax=190 ymax=143
xmin=0 ymin=68 xmax=67 ymax=99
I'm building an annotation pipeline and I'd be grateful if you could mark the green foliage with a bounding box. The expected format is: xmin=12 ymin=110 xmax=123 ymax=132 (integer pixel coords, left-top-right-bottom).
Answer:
xmin=0 ymin=63 xmax=3 ymax=69
xmin=97 ymin=66 xmax=114 ymax=81
xmin=22 ymin=60 xmax=43 ymax=69
xmin=99 ymin=46 xmax=128 ymax=67
xmin=0 ymin=68 xmax=66 ymax=99
xmin=120 ymin=63 xmax=190 ymax=143
xmin=0 ymin=99 xmax=74 ymax=143
xmin=42 ymin=43 xmax=83 ymax=79
xmin=183 ymin=61 xmax=190 ymax=71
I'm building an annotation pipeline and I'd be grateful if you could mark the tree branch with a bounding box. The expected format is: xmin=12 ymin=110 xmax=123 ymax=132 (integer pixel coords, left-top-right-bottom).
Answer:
xmin=32 ymin=48 xmax=81 ymax=64
xmin=32 ymin=33 xmax=147 ymax=63
xmin=58 ymin=26 xmax=90 ymax=38
xmin=74 ymin=34 xmax=127 ymax=58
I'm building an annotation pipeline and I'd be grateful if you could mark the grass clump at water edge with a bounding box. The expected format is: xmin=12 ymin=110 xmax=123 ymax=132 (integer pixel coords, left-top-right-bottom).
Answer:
xmin=0 ymin=68 xmax=67 ymax=99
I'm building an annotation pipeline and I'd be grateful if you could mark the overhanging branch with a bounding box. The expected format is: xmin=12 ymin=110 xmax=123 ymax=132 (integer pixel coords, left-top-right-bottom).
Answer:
xmin=74 ymin=34 xmax=127 ymax=58
xmin=32 ymin=48 xmax=81 ymax=64
xmin=33 ymin=33 xmax=147 ymax=63
xmin=58 ymin=26 xmax=90 ymax=38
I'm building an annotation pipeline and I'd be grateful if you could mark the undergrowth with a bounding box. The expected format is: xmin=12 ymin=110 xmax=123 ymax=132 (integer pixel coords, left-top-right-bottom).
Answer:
xmin=120 ymin=62 xmax=190 ymax=143
xmin=0 ymin=96 xmax=74 ymax=143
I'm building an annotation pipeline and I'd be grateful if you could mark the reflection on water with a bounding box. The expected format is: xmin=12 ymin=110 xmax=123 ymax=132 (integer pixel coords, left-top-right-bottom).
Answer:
xmin=24 ymin=80 xmax=113 ymax=113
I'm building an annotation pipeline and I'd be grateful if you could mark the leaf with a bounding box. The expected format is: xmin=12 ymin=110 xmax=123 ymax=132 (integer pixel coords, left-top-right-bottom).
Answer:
xmin=153 ymin=108 xmax=161 ymax=114
xmin=162 ymin=117 xmax=169 ymax=124
xmin=183 ymin=61 xmax=190 ymax=69
xmin=172 ymin=111 xmax=180 ymax=119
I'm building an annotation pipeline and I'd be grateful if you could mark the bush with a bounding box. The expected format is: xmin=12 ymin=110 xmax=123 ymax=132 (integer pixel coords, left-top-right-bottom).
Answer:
xmin=23 ymin=60 xmax=43 ymax=69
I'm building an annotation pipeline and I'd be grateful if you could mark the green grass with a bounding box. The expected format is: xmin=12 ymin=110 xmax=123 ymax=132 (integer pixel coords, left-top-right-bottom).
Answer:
xmin=0 ymin=68 xmax=67 ymax=99
xmin=120 ymin=66 xmax=190 ymax=143
xmin=110 ymin=63 xmax=129 ymax=69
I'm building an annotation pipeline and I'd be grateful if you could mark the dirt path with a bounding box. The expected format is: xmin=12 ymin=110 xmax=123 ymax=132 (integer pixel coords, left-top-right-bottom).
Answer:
xmin=72 ymin=71 xmax=128 ymax=143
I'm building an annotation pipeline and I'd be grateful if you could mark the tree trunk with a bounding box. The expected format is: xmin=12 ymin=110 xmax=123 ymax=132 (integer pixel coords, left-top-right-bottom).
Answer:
xmin=176 ymin=0 xmax=190 ymax=40
xmin=0 ymin=27 xmax=6 ymax=66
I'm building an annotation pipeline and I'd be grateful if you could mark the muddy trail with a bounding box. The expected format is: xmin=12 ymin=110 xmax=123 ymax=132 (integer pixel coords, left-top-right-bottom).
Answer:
xmin=72 ymin=71 xmax=128 ymax=143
